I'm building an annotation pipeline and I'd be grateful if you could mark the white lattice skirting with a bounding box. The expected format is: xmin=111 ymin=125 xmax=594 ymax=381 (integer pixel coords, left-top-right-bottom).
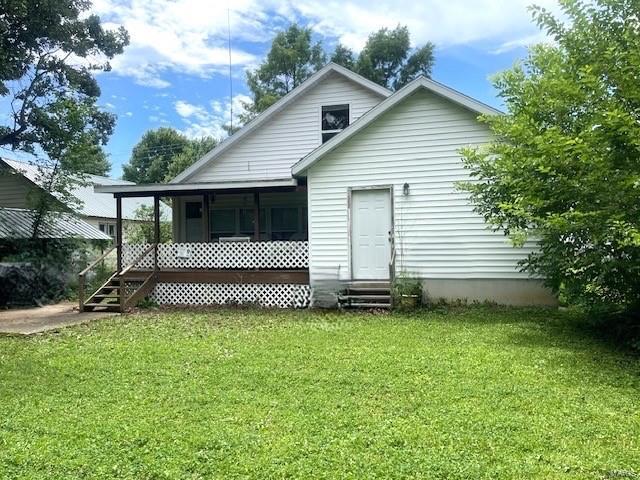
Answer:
xmin=151 ymin=283 xmax=311 ymax=309
xmin=122 ymin=241 xmax=309 ymax=270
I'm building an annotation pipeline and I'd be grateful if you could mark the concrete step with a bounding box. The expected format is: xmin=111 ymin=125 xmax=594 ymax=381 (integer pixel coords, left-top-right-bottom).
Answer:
xmin=339 ymin=294 xmax=390 ymax=302
xmin=342 ymin=302 xmax=391 ymax=309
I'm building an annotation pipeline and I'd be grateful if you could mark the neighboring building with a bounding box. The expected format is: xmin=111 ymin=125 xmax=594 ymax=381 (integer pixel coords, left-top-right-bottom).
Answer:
xmin=92 ymin=63 xmax=556 ymax=312
xmin=0 ymin=207 xmax=110 ymax=241
xmin=0 ymin=158 xmax=170 ymax=241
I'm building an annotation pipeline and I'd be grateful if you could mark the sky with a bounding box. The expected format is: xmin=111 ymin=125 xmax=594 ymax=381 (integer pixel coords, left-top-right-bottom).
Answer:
xmin=6 ymin=0 xmax=562 ymax=178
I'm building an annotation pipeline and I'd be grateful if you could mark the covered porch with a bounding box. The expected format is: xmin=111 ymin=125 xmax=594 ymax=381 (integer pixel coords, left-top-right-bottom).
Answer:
xmin=81 ymin=179 xmax=310 ymax=311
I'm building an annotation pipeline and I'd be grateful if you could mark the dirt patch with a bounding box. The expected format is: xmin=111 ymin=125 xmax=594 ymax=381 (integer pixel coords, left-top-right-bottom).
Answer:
xmin=0 ymin=302 xmax=117 ymax=335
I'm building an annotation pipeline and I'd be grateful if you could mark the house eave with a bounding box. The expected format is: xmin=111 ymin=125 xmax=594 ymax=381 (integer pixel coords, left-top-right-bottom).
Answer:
xmin=94 ymin=178 xmax=299 ymax=197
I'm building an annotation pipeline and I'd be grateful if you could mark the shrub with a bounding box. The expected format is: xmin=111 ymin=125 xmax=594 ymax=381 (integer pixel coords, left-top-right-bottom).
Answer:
xmin=392 ymin=275 xmax=422 ymax=309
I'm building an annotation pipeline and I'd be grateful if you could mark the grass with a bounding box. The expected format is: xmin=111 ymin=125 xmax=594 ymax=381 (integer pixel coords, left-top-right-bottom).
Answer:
xmin=0 ymin=307 xmax=638 ymax=479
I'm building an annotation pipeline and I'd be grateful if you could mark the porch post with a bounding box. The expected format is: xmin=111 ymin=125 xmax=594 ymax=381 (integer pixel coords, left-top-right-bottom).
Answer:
xmin=153 ymin=195 xmax=160 ymax=270
xmin=253 ymin=191 xmax=260 ymax=241
xmin=202 ymin=193 xmax=210 ymax=242
xmin=116 ymin=195 xmax=122 ymax=272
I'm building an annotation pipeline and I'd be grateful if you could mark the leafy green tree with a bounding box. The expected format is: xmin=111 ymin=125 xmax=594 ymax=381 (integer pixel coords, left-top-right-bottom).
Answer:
xmin=164 ymin=136 xmax=217 ymax=181
xmin=0 ymin=0 xmax=128 ymax=153
xmin=243 ymin=24 xmax=435 ymax=124
xmin=122 ymin=128 xmax=190 ymax=184
xmin=243 ymin=24 xmax=326 ymax=118
xmin=125 ymin=205 xmax=172 ymax=244
xmin=64 ymin=141 xmax=111 ymax=176
xmin=0 ymin=0 xmax=128 ymax=236
xmin=330 ymin=44 xmax=355 ymax=70
xmin=356 ymin=26 xmax=435 ymax=90
xmin=460 ymin=0 xmax=640 ymax=313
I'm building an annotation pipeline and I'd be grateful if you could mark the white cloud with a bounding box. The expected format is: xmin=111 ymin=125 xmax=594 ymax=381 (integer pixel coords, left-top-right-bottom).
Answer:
xmin=124 ymin=111 xmax=134 ymax=117
xmin=175 ymin=100 xmax=208 ymax=119
xmin=174 ymin=94 xmax=252 ymax=139
xmin=92 ymin=0 xmax=265 ymax=88
xmin=93 ymin=0 xmax=562 ymax=88
xmin=490 ymin=32 xmax=552 ymax=55
xmin=295 ymin=0 xmax=561 ymax=51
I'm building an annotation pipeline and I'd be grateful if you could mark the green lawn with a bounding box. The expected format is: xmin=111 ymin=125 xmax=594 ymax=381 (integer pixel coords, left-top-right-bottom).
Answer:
xmin=0 ymin=308 xmax=638 ymax=479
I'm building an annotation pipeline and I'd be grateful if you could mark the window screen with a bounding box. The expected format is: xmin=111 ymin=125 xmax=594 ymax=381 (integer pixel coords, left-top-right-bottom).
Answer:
xmin=211 ymin=209 xmax=236 ymax=239
xmin=321 ymin=104 xmax=349 ymax=132
xmin=271 ymin=207 xmax=299 ymax=240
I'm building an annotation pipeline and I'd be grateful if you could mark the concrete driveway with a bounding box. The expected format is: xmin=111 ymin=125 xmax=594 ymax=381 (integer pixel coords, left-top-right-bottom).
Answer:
xmin=0 ymin=302 xmax=117 ymax=335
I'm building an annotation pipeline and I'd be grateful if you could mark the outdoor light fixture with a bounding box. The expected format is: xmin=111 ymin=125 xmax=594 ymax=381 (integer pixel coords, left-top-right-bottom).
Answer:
xmin=403 ymin=182 xmax=410 ymax=196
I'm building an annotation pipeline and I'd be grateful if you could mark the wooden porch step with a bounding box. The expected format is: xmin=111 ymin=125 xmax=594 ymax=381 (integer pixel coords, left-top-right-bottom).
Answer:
xmin=83 ymin=303 xmax=120 ymax=311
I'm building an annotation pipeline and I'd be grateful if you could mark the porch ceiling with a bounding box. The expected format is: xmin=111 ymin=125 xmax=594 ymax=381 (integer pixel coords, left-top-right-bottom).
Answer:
xmin=94 ymin=178 xmax=299 ymax=198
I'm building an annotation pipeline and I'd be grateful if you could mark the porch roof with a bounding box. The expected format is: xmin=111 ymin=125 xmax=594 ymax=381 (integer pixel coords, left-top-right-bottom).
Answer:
xmin=94 ymin=178 xmax=299 ymax=198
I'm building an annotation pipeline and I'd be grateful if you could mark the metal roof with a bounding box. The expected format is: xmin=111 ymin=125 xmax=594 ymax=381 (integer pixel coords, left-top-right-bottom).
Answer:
xmin=1 ymin=159 xmax=171 ymax=221
xmin=0 ymin=207 xmax=111 ymax=240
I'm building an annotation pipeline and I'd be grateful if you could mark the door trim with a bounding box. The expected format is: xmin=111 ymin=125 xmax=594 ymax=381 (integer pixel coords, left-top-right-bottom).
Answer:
xmin=347 ymin=185 xmax=394 ymax=281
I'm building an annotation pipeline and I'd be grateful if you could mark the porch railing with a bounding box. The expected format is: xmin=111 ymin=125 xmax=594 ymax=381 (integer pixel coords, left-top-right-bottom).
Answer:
xmin=121 ymin=241 xmax=309 ymax=271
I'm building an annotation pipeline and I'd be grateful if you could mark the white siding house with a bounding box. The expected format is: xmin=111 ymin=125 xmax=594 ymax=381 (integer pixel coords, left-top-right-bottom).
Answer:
xmin=296 ymin=87 xmax=551 ymax=306
xmin=180 ymin=72 xmax=386 ymax=183
xmin=93 ymin=63 xmax=556 ymax=310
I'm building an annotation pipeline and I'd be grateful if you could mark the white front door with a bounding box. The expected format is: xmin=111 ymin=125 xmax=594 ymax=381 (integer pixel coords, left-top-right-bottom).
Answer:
xmin=351 ymin=188 xmax=391 ymax=280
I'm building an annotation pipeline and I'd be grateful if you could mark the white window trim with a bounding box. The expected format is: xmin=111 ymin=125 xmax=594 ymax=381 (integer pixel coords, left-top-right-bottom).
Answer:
xmin=319 ymin=103 xmax=351 ymax=144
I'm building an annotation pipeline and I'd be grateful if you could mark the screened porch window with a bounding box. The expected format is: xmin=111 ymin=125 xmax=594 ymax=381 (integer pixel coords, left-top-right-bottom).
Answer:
xmin=239 ymin=208 xmax=267 ymax=237
xmin=209 ymin=206 xmax=306 ymax=241
xmin=211 ymin=209 xmax=236 ymax=239
xmin=321 ymin=104 xmax=349 ymax=143
xmin=270 ymin=207 xmax=299 ymax=240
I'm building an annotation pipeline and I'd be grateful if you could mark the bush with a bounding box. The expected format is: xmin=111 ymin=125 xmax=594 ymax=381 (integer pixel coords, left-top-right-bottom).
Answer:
xmin=392 ymin=275 xmax=423 ymax=309
xmin=0 ymin=239 xmax=99 ymax=307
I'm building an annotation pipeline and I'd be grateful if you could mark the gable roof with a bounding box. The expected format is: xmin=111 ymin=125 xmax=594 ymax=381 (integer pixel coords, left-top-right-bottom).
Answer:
xmin=291 ymin=76 xmax=502 ymax=176
xmin=170 ymin=62 xmax=392 ymax=184
xmin=1 ymin=158 xmax=170 ymax=221
xmin=0 ymin=207 xmax=111 ymax=240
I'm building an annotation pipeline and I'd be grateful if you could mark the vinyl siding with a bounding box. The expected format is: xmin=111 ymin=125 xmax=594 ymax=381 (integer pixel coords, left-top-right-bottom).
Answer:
xmin=0 ymin=172 xmax=34 ymax=208
xmin=189 ymin=72 xmax=384 ymax=182
xmin=307 ymin=89 xmax=536 ymax=283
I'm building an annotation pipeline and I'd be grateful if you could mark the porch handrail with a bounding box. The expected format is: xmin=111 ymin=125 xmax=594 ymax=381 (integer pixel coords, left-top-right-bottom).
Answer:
xmin=78 ymin=244 xmax=119 ymax=312
xmin=389 ymin=233 xmax=396 ymax=281
xmin=119 ymin=243 xmax=157 ymax=275
xmin=79 ymin=244 xmax=119 ymax=278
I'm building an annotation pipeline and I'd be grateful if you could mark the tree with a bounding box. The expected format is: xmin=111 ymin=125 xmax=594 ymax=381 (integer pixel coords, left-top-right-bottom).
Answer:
xmin=460 ymin=0 xmax=640 ymax=313
xmin=122 ymin=128 xmax=190 ymax=184
xmin=64 ymin=141 xmax=111 ymax=176
xmin=330 ymin=44 xmax=355 ymax=70
xmin=125 ymin=205 xmax=172 ymax=244
xmin=243 ymin=24 xmax=326 ymax=118
xmin=0 ymin=0 xmax=128 ymax=237
xmin=0 ymin=1 xmax=128 ymax=152
xmin=242 ymin=24 xmax=435 ymax=125
xmin=164 ymin=136 xmax=217 ymax=181
xmin=356 ymin=26 xmax=435 ymax=90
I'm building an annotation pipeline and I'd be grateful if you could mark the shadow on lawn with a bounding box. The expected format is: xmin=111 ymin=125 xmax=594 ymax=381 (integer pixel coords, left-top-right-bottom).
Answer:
xmin=441 ymin=304 xmax=637 ymax=362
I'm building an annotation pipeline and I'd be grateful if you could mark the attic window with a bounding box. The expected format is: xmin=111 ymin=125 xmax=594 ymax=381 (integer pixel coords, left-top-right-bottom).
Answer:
xmin=321 ymin=104 xmax=349 ymax=143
